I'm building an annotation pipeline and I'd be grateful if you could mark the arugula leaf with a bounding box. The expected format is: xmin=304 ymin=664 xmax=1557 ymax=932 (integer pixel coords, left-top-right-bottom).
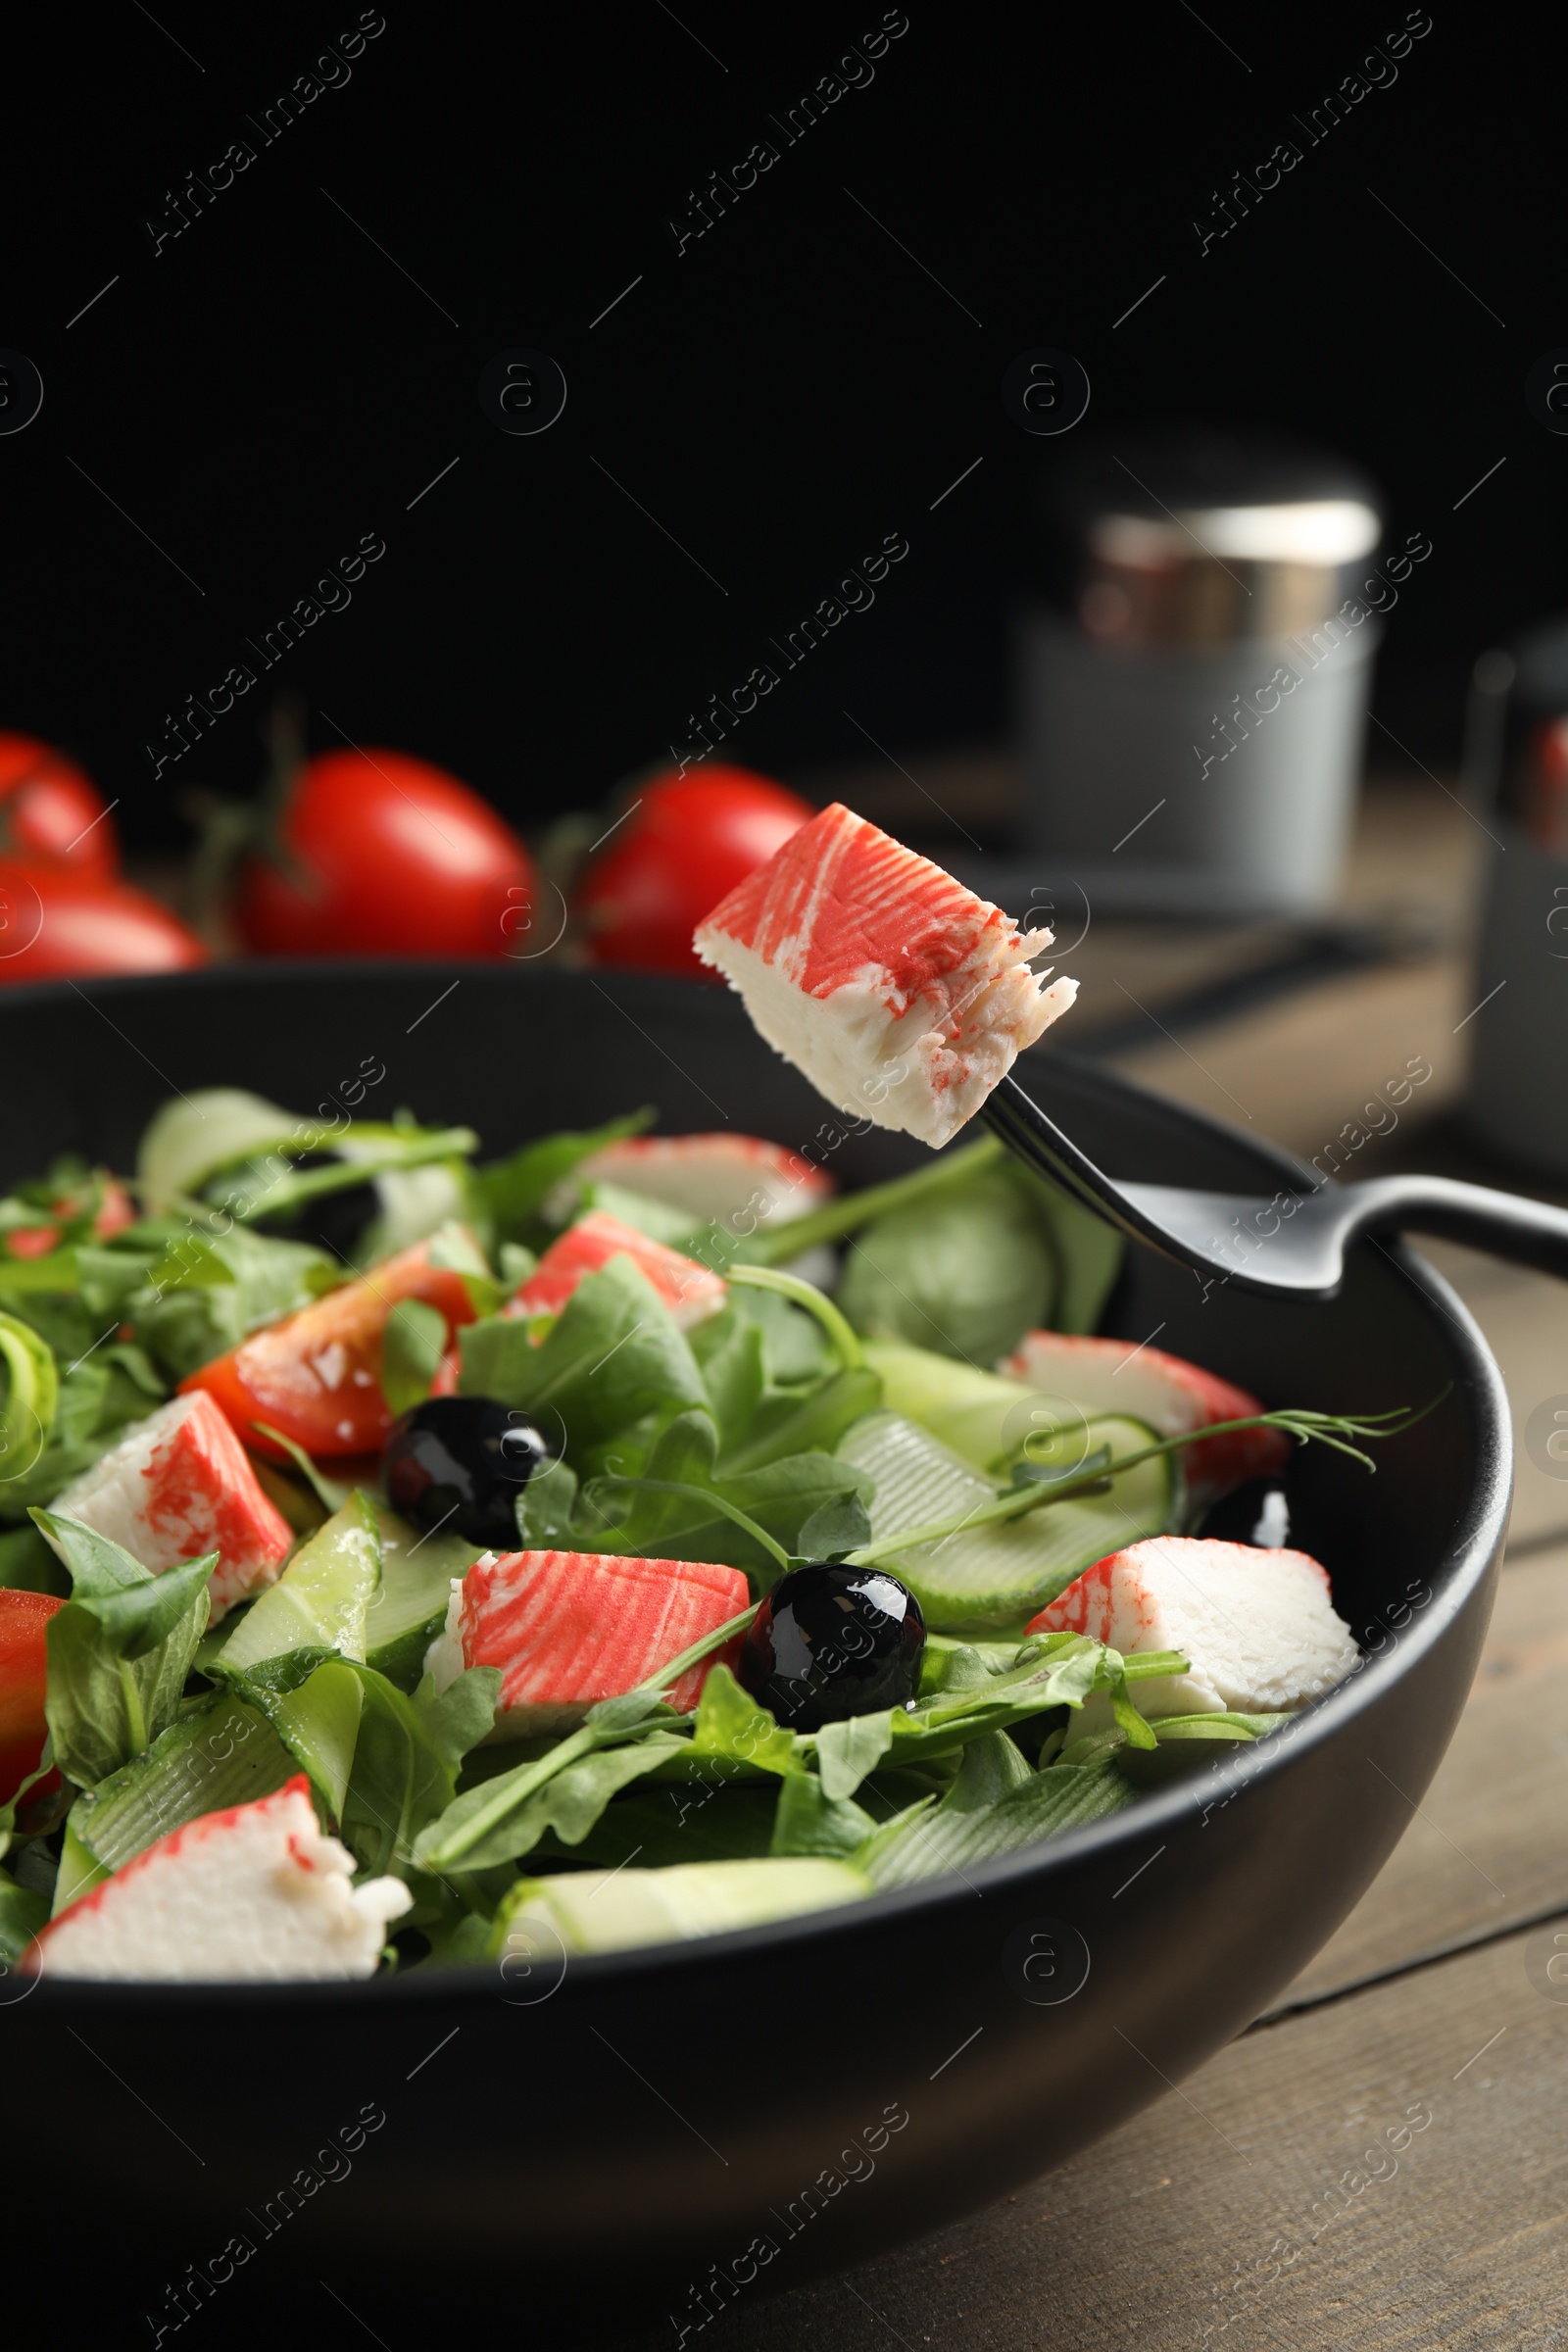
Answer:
xmin=0 ymin=1867 xmax=47 ymax=1971
xmin=814 ymin=1711 xmax=896 ymax=1800
xmin=130 ymin=1228 xmax=337 ymax=1384
xmin=413 ymin=1614 xmax=759 ymax=1872
xmin=33 ymin=1513 xmax=216 ymax=1787
xmin=693 ymin=1305 xmax=766 ymax=1452
xmin=0 ymin=1522 xmax=67 ymax=1594
xmin=213 ymin=1124 xmax=480 ymax=1226
xmin=381 ymin=1298 xmax=449 ymax=1417
xmin=769 ymin=1771 xmax=876 ymax=1858
xmin=337 ymin=1665 xmax=495 ymax=1879
xmin=838 ymin=1168 xmax=1059 ymax=1364
xmin=717 ymin=1365 xmax=884 ymax=1475
xmin=515 ymin=1455 xmax=581 ymax=1547
xmin=689 ymin=1663 xmax=799 ymax=1777
xmin=415 ymin=1665 xmax=502 ymax=1771
xmin=460 ymin=1258 xmax=708 ymax=1464
xmin=469 ymin=1110 xmax=655 ymax=1246
xmin=578 ymin=1441 xmax=872 ymax=1581
xmin=1008 ymin=1164 xmax=1125 ymax=1335
xmin=413 ymin=1723 xmax=684 ymax=1873
xmin=530 ymin=1779 xmax=779 ymax=1870
xmin=0 ymin=1740 xmax=64 ymax=1865
xmin=796 ymin=1492 xmax=873 ymax=1559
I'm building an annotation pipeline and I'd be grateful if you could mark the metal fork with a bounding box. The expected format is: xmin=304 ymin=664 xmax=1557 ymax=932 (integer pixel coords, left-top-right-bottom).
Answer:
xmin=982 ymin=1074 xmax=1568 ymax=1299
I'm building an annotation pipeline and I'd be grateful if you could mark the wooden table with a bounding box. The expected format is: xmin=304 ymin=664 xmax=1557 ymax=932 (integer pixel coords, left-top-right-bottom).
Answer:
xmin=622 ymin=773 xmax=1568 ymax=2352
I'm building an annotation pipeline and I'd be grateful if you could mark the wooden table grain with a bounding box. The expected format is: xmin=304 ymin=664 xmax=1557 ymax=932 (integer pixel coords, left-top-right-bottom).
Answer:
xmin=616 ymin=773 xmax=1568 ymax=2352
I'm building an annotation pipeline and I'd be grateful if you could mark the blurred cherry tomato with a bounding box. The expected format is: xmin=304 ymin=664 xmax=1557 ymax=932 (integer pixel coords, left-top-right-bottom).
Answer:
xmin=0 ymin=860 xmax=207 ymax=985
xmin=577 ymin=766 xmax=812 ymax=979
xmin=231 ymin=748 xmax=540 ymax=959
xmin=0 ymin=733 xmax=119 ymax=873
xmin=0 ymin=1591 xmax=63 ymax=1808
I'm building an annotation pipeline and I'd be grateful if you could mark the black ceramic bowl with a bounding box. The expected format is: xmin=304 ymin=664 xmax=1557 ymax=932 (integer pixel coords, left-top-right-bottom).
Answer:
xmin=0 ymin=966 xmax=1506 ymax=2344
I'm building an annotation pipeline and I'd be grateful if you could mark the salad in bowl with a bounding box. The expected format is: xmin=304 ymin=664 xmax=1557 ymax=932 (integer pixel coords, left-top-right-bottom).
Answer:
xmin=0 ymin=812 xmax=1421 ymax=1984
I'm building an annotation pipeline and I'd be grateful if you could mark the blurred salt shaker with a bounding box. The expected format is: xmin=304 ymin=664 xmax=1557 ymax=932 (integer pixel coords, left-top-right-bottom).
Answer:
xmin=1016 ymin=430 xmax=1395 ymax=915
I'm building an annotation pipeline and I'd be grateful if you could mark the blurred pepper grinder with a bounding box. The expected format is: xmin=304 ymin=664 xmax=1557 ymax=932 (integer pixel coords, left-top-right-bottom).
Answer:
xmin=1463 ymin=620 xmax=1568 ymax=1177
xmin=1015 ymin=429 xmax=1397 ymax=914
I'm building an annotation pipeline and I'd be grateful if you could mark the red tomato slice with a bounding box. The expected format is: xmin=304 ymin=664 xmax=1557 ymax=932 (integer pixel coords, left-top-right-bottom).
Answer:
xmin=0 ymin=1591 xmax=64 ymax=1807
xmin=577 ymin=766 xmax=812 ymax=979
xmin=180 ymin=1236 xmax=482 ymax=1458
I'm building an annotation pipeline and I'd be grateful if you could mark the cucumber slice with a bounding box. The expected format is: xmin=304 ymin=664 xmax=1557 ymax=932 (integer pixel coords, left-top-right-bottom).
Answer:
xmin=861 ymin=1341 xmax=1055 ymax=1474
xmin=219 ymin=1492 xmax=382 ymax=1671
xmin=365 ymin=1507 xmax=480 ymax=1690
xmin=55 ymin=1690 xmax=293 ymax=1911
xmin=838 ymin=1409 xmax=1181 ymax=1636
xmin=489 ymin=1856 xmax=870 ymax=1956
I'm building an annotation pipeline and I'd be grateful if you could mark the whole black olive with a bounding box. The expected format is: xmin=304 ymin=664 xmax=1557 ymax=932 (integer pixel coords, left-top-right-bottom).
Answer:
xmin=383 ymin=1396 xmax=551 ymax=1549
xmin=738 ymin=1564 xmax=924 ymax=1733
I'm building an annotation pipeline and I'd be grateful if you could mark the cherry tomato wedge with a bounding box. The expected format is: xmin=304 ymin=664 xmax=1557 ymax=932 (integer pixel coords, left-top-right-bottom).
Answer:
xmin=0 ymin=733 xmax=119 ymax=873
xmin=180 ymin=1237 xmax=482 ymax=1459
xmin=577 ymin=766 xmax=812 ymax=980
xmin=0 ymin=1591 xmax=64 ymax=1808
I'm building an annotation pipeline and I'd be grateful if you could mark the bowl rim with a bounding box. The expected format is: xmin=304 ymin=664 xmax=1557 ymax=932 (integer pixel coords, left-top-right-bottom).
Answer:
xmin=1 ymin=965 xmax=1512 ymax=2010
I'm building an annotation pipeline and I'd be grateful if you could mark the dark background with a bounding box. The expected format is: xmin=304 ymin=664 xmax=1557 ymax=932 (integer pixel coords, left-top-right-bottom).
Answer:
xmin=2 ymin=1 xmax=1559 ymax=851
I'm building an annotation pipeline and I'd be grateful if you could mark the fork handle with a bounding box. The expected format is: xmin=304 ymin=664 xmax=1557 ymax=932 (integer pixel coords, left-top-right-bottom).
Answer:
xmin=1350 ymin=1173 xmax=1568 ymax=1282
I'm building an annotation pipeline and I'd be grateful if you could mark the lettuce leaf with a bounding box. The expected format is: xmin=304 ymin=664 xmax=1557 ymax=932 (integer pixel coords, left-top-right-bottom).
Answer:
xmin=468 ymin=1110 xmax=655 ymax=1247
xmin=33 ymin=1512 xmax=216 ymax=1787
xmin=460 ymin=1258 xmax=708 ymax=1463
xmin=837 ymin=1168 xmax=1059 ymax=1363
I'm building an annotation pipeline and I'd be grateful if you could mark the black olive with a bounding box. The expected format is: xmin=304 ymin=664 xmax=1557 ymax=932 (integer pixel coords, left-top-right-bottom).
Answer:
xmin=738 ymin=1564 xmax=924 ymax=1733
xmin=383 ymin=1396 xmax=551 ymax=1549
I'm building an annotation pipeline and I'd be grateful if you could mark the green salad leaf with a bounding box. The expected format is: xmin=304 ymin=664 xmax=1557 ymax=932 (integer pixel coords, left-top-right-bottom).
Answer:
xmin=381 ymin=1297 xmax=450 ymax=1417
xmin=129 ymin=1227 xmax=337 ymax=1384
xmin=468 ymin=1109 xmax=655 ymax=1247
xmin=0 ymin=1868 xmax=48 ymax=1970
xmin=460 ymin=1257 xmax=708 ymax=1469
xmin=33 ymin=1511 xmax=216 ymax=1787
xmin=838 ymin=1166 xmax=1059 ymax=1363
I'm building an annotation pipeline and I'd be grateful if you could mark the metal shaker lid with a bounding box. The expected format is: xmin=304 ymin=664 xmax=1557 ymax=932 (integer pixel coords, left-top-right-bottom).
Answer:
xmin=1032 ymin=426 xmax=1383 ymax=647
